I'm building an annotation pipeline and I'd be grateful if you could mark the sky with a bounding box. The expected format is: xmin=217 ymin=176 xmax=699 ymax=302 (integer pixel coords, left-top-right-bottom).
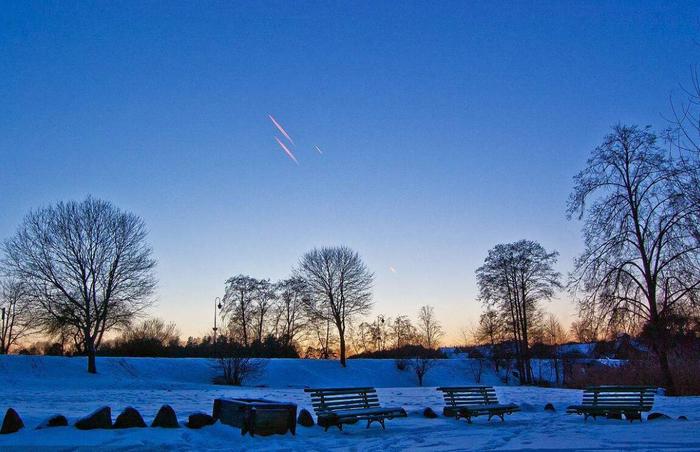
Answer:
xmin=1 ymin=1 xmax=699 ymax=343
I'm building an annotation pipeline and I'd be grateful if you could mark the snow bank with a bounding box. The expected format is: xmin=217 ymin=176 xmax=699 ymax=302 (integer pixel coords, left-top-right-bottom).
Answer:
xmin=0 ymin=356 xmax=698 ymax=450
xmin=0 ymin=355 xmax=502 ymax=390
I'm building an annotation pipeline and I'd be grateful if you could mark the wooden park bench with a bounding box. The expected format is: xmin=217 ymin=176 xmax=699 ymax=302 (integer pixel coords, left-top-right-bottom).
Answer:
xmin=566 ymin=386 xmax=656 ymax=422
xmin=304 ymin=387 xmax=407 ymax=431
xmin=438 ymin=386 xmax=520 ymax=423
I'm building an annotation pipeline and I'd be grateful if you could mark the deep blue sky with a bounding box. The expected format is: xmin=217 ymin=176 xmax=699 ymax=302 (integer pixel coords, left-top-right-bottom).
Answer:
xmin=1 ymin=1 xmax=699 ymax=341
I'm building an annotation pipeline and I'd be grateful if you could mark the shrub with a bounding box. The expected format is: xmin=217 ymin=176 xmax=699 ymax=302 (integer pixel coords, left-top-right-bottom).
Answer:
xmin=351 ymin=344 xmax=445 ymax=359
xmin=395 ymin=358 xmax=410 ymax=371
xmin=565 ymin=355 xmax=700 ymax=395
xmin=215 ymin=355 xmax=266 ymax=386
xmin=412 ymin=357 xmax=435 ymax=386
xmin=469 ymin=358 xmax=485 ymax=383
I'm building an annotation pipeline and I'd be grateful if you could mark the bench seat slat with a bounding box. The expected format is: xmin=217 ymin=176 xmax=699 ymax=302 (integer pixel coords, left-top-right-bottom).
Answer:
xmin=453 ymin=403 xmax=520 ymax=411
xmin=311 ymin=396 xmax=380 ymax=404
xmin=305 ymin=387 xmax=376 ymax=395
xmin=320 ymin=407 xmax=406 ymax=418
xmin=314 ymin=403 xmax=379 ymax=411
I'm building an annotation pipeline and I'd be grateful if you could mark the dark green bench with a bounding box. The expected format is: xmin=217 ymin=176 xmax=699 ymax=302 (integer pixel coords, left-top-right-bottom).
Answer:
xmin=437 ymin=386 xmax=520 ymax=423
xmin=566 ymin=386 xmax=656 ymax=422
xmin=304 ymin=387 xmax=407 ymax=431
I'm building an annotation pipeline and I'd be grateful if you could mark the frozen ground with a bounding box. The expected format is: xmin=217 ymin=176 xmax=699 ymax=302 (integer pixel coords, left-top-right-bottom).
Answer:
xmin=0 ymin=356 xmax=698 ymax=451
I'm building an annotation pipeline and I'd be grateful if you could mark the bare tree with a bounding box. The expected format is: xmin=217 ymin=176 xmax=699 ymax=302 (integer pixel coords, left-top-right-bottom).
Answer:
xmin=215 ymin=348 xmax=266 ymax=386
xmin=475 ymin=308 xmax=504 ymax=347
xmin=390 ymin=315 xmax=418 ymax=349
xmin=2 ymin=197 xmax=156 ymax=373
xmin=542 ymin=314 xmax=567 ymax=385
xmin=568 ymin=124 xmax=700 ymax=394
xmin=252 ymin=279 xmax=276 ymax=343
xmin=295 ymin=246 xmax=373 ymax=367
xmin=221 ymin=275 xmax=259 ymax=347
xmin=474 ymin=308 xmax=506 ymax=373
xmin=476 ymin=240 xmax=561 ymax=385
xmin=352 ymin=321 xmax=376 ymax=354
xmin=305 ymin=306 xmax=338 ymax=359
xmin=412 ymin=356 xmax=435 ymax=386
xmin=124 ymin=317 xmax=180 ymax=346
xmin=469 ymin=358 xmax=485 ymax=384
xmin=0 ymin=277 xmax=35 ymax=354
xmin=417 ymin=305 xmax=443 ymax=349
xmin=569 ymin=316 xmax=600 ymax=343
xmin=274 ymin=277 xmax=308 ymax=348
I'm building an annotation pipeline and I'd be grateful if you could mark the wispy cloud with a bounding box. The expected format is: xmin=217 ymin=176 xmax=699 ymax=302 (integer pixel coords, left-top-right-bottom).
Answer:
xmin=314 ymin=145 xmax=324 ymax=155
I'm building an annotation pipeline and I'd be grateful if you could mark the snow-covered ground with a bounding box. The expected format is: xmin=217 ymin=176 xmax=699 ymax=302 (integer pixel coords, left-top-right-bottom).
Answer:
xmin=0 ymin=356 xmax=698 ymax=450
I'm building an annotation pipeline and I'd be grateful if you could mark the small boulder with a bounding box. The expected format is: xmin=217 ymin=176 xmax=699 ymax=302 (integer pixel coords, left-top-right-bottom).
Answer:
xmin=423 ymin=407 xmax=438 ymax=419
xmin=114 ymin=407 xmax=146 ymax=429
xmin=75 ymin=407 xmax=112 ymax=430
xmin=519 ymin=403 xmax=537 ymax=413
xmin=544 ymin=403 xmax=555 ymax=412
xmin=1 ymin=408 xmax=24 ymax=434
xmin=648 ymin=412 xmax=671 ymax=421
xmin=297 ymin=409 xmax=314 ymax=427
xmin=152 ymin=405 xmax=180 ymax=428
xmin=678 ymin=415 xmax=688 ymax=421
xmin=36 ymin=415 xmax=68 ymax=429
xmin=187 ymin=412 xmax=215 ymax=429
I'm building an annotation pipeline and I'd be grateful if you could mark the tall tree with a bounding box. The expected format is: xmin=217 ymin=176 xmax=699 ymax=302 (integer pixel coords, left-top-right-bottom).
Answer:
xmin=221 ymin=275 xmax=259 ymax=346
xmin=390 ymin=315 xmax=418 ymax=349
xmin=274 ymin=277 xmax=308 ymax=348
xmin=251 ymin=279 xmax=276 ymax=343
xmin=2 ymin=197 xmax=157 ymax=373
xmin=475 ymin=308 xmax=504 ymax=348
xmin=295 ymin=246 xmax=373 ymax=367
xmin=568 ymin=125 xmax=700 ymax=394
xmin=542 ymin=314 xmax=567 ymax=385
xmin=417 ymin=305 xmax=443 ymax=349
xmin=0 ymin=277 xmax=35 ymax=354
xmin=476 ymin=240 xmax=561 ymax=385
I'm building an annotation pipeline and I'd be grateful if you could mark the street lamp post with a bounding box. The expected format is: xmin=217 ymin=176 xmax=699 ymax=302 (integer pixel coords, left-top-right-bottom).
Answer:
xmin=213 ymin=297 xmax=221 ymax=345
xmin=1 ymin=308 xmax=5 ymax=352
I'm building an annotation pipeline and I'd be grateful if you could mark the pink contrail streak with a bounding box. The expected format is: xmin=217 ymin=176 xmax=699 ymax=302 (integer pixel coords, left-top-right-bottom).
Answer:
xmin=314 ymin=145 xmax=323 ymax=155
xmin=274 ymin=136 xmax=299 ymax=164
xmin=268 ymin=115 xmax=295 ymax=145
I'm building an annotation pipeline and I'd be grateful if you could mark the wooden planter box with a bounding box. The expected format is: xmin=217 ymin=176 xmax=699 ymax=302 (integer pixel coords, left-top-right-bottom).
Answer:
xmin=213 ymin=398 xmax=297 ymax=437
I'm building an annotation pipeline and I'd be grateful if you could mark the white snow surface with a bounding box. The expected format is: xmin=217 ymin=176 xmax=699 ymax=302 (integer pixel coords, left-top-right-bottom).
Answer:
xmin=0 ymin=355 xmax=698 ymax=451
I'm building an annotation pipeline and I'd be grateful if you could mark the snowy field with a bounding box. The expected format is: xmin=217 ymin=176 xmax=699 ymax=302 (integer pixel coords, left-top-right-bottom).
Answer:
xmin=0 ymin=356 xmax=698 ymax=451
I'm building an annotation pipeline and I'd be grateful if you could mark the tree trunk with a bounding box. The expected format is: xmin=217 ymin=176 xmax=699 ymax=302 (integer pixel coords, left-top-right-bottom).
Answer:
xmin=657 ymin=348 xmax=675 ymax=395
xmin=339 ymin=332 xmax=347 ymax=367
xmin=86 ymin=337 xmax=97 ymax=374
xmin=648 ymin=314 xmax=676 ymax=395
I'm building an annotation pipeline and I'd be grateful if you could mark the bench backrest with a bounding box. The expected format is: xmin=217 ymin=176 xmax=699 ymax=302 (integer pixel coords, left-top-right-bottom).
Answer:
xmin=304 ymin=387 xmax=380 ymax=415
xmin=437 ymin=386 xmax=500 ymax=407
xmin=581 ymin=386 xmax=655 ymax=411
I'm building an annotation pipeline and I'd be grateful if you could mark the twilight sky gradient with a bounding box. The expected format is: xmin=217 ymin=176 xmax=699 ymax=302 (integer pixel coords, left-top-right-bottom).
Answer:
xmin=1 ymin=1 xmax=699 ymax=342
